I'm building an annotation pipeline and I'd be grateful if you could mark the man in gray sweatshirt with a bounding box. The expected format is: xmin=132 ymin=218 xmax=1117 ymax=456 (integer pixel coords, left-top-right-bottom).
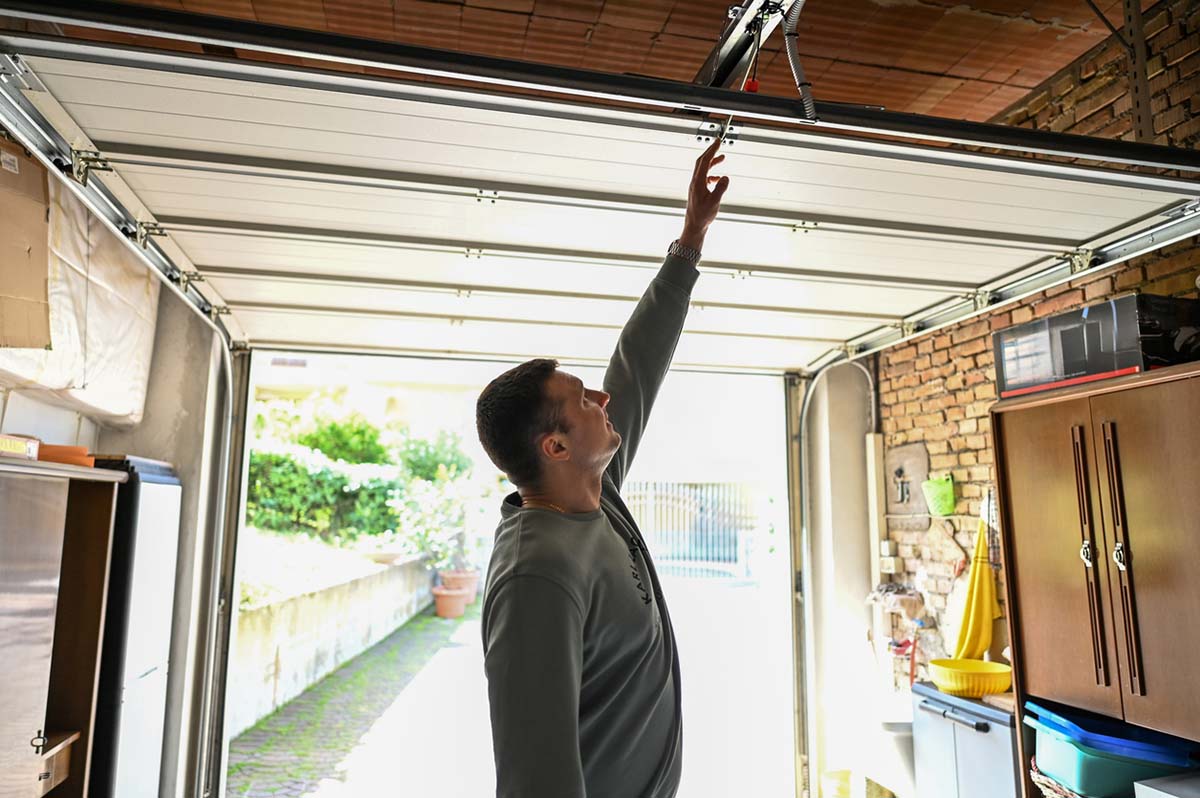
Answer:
xmin=474 ymin=139 xmax=729 ymax=798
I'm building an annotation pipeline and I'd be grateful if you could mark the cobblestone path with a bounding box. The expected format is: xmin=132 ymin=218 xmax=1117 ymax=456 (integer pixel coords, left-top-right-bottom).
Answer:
xmin=225 ymin=599 xmax=490 ymax=797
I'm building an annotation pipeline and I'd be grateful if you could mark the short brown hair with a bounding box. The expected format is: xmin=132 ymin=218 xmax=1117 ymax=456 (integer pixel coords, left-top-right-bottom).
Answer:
xmin=475 ymin=358 xmax=565 ymax=488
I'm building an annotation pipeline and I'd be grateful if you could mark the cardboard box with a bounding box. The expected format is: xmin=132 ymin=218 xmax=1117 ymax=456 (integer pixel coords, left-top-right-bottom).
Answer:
xmin=0 ymin=137 xmax=51 ymax=349
xmin=1136 ymin=773 xmax=1200 ymax=797
xmin=0 ymin=433 xmax=40 ymax=460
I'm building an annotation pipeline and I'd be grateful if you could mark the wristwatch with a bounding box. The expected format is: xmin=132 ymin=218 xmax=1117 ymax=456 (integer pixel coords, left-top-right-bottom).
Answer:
xmin=667 ymin=239 xmax=703 ymax=265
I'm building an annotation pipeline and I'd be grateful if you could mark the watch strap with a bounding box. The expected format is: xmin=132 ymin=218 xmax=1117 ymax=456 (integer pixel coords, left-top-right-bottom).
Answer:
xmin=668 ymin=239 xmax=702 ymax=265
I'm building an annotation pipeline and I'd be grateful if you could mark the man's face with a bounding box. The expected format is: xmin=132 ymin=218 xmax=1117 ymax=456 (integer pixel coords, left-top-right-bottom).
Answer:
xmin=545 ymin=371 xmax=621 ymax=469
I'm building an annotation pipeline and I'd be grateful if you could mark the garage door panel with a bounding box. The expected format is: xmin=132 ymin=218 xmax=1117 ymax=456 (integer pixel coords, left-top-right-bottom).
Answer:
xmin=14 ymin=48 xmax=1196 ymax=373
xmin=205 ymin=275 xmax=882 ymax=341
xmin=176 ymin=231 xmax=959 ymax=317
xmin=232 ymin=308 xmax=829 ymax=371
xmin=76 ymin=111 xmax=1147 ymax=240
xmin=37 ymin=63 xmax=1177 ymax=236
xmin=124 ymin=167 xmax=1047 ymax=280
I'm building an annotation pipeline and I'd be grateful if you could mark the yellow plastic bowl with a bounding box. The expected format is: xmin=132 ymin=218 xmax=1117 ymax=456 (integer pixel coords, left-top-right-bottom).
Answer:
xmin=929 ymin=659 xmax=1012 ymax=698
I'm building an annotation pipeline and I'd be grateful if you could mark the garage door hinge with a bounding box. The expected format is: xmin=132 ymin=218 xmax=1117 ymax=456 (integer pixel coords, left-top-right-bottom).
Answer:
xmin=1067 ymin=248 xmax=1095 ymax=274
xmin=696 ymin=119 xmax=739 ymax=144
xmin=475 ymin=189 xmax=499 ymax=204
xmin=899 ymin=320 xmax=920 ymax=338
xmin=790 ymin=221 xmax=818 ymax=234
xmin=210 ymin=305 xmax=232 ymax=317
xmin=69 ymin=148 xmax=112 ymax=188
xmin=0 ymin=54 xmax=46 ymax=92
xmin=972 ymin=290 xmax=994 ymax=312
xmin=136 ymin=221 xmax=167 ymax=249
xmin=464 ymin=247 xmax=483 ymax=259
xmin=177 ymin=271 xmax=205 ymax=290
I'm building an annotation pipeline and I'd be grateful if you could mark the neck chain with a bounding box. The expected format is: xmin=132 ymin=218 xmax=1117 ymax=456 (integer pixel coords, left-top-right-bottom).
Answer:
xmin=523 ymin=498 xmax=566 ymax=513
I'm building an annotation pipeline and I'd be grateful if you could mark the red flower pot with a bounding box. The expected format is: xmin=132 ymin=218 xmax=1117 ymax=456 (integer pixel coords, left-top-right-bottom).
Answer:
xmin=432 ymin=585 xmax=470 ymax=619
xmin=439 ymin=569 xmax=481 ymax=604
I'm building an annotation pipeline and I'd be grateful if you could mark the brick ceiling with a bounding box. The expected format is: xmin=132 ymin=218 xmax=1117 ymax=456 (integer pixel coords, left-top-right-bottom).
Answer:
xmin=86 ymin=0 xmax=1153 ymax=121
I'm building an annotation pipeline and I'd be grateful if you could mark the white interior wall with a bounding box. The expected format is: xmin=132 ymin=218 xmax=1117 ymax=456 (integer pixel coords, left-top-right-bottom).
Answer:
xmin=97 ymin=288 xmax=224 ymax=798
xmin=0 ymin=386 xmax=100 ymax=448
xmin=807 ymin=364 xmax=913 ymax=795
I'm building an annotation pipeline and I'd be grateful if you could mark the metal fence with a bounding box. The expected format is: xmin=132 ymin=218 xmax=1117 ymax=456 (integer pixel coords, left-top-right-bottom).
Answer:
xmin=623 ymin=482 xmax=757 ymax=579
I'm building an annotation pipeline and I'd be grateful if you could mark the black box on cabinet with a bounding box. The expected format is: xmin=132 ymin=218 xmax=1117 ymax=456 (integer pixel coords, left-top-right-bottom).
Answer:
xmin=994 ymin=293 xmax=1200 ymax=399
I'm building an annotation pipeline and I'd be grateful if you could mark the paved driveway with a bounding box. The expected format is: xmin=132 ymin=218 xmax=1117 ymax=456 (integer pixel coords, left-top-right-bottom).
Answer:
xmin=227 ymin=579 xmax=795 ymax=797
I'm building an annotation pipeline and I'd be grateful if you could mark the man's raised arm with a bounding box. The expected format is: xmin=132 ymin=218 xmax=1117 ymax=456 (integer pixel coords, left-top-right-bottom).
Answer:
xmin=603 ymin=139 xmax=730 ymax=489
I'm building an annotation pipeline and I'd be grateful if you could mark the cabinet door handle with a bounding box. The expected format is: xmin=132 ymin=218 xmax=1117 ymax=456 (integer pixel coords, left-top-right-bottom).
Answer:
xmin=1112 ymin=542 xmax=1127 ymax=572
xmin=1072 ymin=425 xmax=1107 ymax=686
xmin=918 ymin=699 xmax=990 ymax=733
xmin=1102 ymin=421 xmax=1145 ymax=697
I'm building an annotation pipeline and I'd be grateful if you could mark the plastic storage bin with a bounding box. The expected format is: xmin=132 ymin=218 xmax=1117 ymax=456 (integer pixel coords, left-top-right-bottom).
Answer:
xmin=1026 ymin=702 xmax=1199 ymax=766
xmin=1024 ymin=715 xmax=1188 ymax=798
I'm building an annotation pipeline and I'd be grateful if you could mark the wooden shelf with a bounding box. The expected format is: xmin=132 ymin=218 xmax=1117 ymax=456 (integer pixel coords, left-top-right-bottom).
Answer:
xmin=0 ymin=459 xmax=127 ymax=483
xmin=41 ymin=732 xmax=81 ymax=760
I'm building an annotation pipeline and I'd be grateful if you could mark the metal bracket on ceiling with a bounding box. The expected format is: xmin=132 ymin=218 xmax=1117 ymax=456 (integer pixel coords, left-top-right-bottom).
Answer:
xmin=899 ymin=321 xmax=920 ymax=338
xmin=135 ymin=220 xmax=167 ymax=249
xmin=69 ymin=148 xmax=112 ymax=187
xmin=229 ymin=340 xmax=251 ymax=353
xmin=1169 ymin=199 xmax=1200 ymax=218
xmin=1067 ymin=248 xmax=1096 ymax=274
xmin=696 ymin=119 xmax=739 ymax=144
xmin=475 ymin=189 xmax=499 ymax=204
xmin=209 ymin=304 xmax=232 ymax=317
xmin=972 ymin=290 xmax=994 ymax=312
xmin=0 ymin=54 xmax=46 ymax=92
xmin=178 ymin=271 xmax=206 ymax=291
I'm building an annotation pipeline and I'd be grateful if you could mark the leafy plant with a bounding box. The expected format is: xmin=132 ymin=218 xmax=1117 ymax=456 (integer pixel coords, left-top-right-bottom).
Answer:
xmin=394 ymin=430 xmax=473 ymax=481
xmin=246 ymin=452 xmax=350 ymax=538
xmin=389 ymin=474 xmax=469 ymax=571
xmin=245 ymin=450 xmax=402 ymax=544
xmin=298 ymin=415 xmax=391 ymax=464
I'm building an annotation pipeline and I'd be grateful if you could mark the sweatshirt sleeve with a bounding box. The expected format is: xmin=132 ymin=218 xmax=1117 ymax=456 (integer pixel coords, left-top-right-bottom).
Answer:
xmin=483 ymin=575 xmax=586 ymax=798
xmin=603 ymin=254 xmax=699 ymax=490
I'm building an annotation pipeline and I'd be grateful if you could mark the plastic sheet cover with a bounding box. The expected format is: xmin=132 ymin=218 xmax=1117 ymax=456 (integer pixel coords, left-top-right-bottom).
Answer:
xmin=0 ymin=179 xmax=159 ymax=426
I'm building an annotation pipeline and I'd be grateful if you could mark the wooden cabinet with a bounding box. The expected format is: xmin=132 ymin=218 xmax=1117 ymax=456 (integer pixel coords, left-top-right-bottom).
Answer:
xmin=996 ymin=399 xmax=1123 ymax=720
xmin=0 ymin=461 xmax=123 ymax=798
xmin=1088 ymin=378 xmax=1200 ymax=742
xmin=995 ymin=363 xmax=1200 ymax=772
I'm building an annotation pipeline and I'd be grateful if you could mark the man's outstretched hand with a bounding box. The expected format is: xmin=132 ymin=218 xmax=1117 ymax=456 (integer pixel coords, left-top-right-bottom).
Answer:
xmin=678 ymin=137 xmax=730 ymax=252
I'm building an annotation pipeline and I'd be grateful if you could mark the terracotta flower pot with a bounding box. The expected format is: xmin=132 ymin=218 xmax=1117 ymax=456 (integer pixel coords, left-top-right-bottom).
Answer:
xmin=439 ymin=569 xmax=481 ymax=604
xmin=432 ymin=585 xmax=470 ymax=619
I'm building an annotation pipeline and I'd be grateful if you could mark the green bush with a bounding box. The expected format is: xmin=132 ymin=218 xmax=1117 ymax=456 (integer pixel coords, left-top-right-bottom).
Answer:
xmin=298 ymin=415 xmax=391 ymax=464
xmin=246 ymin=421 xmax=476 ymax=549
xmin=395 ymin=429 xmax=473 ymax=481
xmin=246 ymin=452 xmax=349 ymax=537
xmin=245 ymin=451 xmax=401 ymax=544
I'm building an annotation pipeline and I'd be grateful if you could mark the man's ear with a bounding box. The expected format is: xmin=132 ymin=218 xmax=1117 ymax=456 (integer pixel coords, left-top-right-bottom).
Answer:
xmin=539 ymin=431 xmax=570 ymax=463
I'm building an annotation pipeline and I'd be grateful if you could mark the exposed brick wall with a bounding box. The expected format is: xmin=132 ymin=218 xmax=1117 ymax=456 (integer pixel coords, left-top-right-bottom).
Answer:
xmin=880 ymin=0 xmax=1200 ymax=687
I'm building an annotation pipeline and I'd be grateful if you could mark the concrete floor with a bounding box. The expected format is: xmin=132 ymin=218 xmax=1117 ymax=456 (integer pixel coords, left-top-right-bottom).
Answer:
xmin=226 ymin=578 xmax=796 ymax=797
